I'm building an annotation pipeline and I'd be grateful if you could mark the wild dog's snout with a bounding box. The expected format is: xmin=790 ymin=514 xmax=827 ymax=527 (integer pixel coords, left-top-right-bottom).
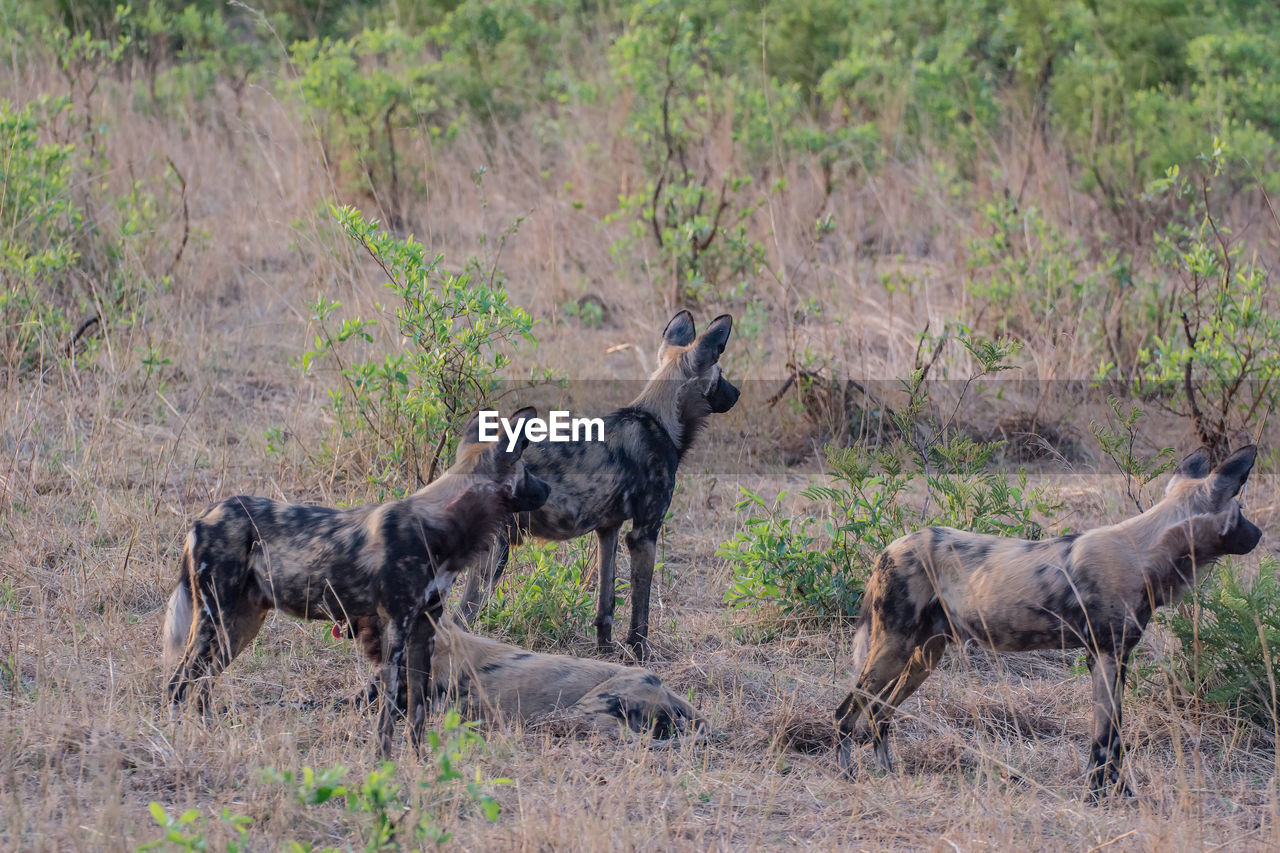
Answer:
xmin=710 ymin=374 xmax=740 ymax=413
xmin=514 ymin=470 xmax=551 ymax=513
xmin=1226 ymin=515 xmax=1263 ymax=555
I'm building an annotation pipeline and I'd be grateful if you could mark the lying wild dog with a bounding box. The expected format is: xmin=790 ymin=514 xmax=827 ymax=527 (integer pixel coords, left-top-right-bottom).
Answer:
xmin=835 ymin=445 xmax=1262 ymax=799
xmin=345 ymin=615 xmax=702 ymax=737
xmin=161 ymin=409 xmax=550 ymax=757
xmin=456 ymin=310 xmax=740 ymax=658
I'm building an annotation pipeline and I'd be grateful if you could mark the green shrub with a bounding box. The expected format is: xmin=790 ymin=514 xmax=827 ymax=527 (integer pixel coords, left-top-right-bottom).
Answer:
xmin=721 ymin=331 xmax=1057 ymax=625
xmin=607 ymin=0 xmax=791 ymax=305
xmin=291 ymin=27 xmax=456 ymax=222
xmin=0 ymin=90 xmax=168 ymax=374
xmin=816 ymin=0 xmax=1008 ymax=163
xmin=1161 ymin=556 xmax=1280 ymax=728
xmin=1101 ymin=157 xmax=1280 ymax=456
xmin=966 ymin=196 xmax=1119 ymax=344
xmin=300 ymin=205 xmax=540 ymax=494
xmin=477 ymin=539 xmax=605 ymax=650
xmin=0 ymin=96 xmax=80 ymax=369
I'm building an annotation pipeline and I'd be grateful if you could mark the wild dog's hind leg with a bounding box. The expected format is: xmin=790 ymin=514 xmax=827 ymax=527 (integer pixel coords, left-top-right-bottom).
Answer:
xmin=594 ymin=524 xmax=621 ymax=649
xmin=623 ymin=525 xmax=659 ymax=660
xmin=1086 ymin=648 xmax=1133 ymax=800
xmin=404 ymin=615 xmax=436 ymax=754
xmin=376 ymin=618 xmax=407 ymax=758
xmin=836 ymin=630 xmax=919 ymax=776
xmin=167 ymin=577 xmax=264 ymax=712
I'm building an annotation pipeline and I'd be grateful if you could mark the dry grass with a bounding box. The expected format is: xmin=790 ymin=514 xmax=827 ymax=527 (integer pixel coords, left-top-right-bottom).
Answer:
xmin=3 ymin=61 xmax=1279 ymax=852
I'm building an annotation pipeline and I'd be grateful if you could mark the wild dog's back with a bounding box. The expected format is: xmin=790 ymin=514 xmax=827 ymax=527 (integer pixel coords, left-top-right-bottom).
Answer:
xmin=875 ymin=526 xmax=1092 ymax=651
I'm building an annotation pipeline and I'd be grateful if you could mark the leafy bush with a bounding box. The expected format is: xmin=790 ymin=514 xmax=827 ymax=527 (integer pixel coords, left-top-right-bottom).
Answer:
xmin=607 ymin=0 xmax=787 ymax=305
xmin=1161 ymin=556 xmax=1280 ymax=728
xmin=300 ymin=205 xmax=540 ymax=493
xmin=138 ymin=3 xmax=286 ymax=114
xmin=0 ymin=96 xmax=80 ymax=369
xmin=477 ymin=539 xmax=605 ymax=650
xmin=291 ymin=27 xmax=456 ymax=223
xmin=0 ymin=89 xmax=169 ymax=375
xmin=816 ymin=0 xmax=1008 ymax=163
xmin=721 ymin=331 xmax=1057 ymax=625
xmin=966 ymin=196 xmax=1123 ymax=346
xmin=1102 ymin=158 xmax=1280 ymax=456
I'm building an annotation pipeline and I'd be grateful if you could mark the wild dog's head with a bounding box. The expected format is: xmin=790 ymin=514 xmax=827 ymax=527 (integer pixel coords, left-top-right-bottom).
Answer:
xmin=1159 ymin=444 xmax=1262 ymax=559
xmin=449 ymin=406 xmax=552 ymax=514
xmin=637 ymin=310 xmax=740 ymax=450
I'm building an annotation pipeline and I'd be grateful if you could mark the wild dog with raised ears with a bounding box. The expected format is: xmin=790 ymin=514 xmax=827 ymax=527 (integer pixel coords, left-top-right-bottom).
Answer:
xmin=456 ymin=310 xmax=740 ymax=659
xmin=161 ymin=408 xmax=550 ymax=757
xmin=835 ymin=445 xmax=1263 ymax=799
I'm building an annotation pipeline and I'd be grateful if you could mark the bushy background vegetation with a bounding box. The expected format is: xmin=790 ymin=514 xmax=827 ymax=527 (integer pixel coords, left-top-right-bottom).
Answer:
xmin=3 ymin=0 xmax=1279 ymax=848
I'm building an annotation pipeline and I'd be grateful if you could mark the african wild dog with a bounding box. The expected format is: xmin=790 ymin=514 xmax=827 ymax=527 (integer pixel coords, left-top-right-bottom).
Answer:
xmin=835 ymin=445 xmax=1262 ymax=799
xmin=456 ymin=310 xmax=740 ymax=659
xmin=346 ymin=614 xmax=702 ymax=737
xmin=161 ymin=408 xmax=550 ymax=757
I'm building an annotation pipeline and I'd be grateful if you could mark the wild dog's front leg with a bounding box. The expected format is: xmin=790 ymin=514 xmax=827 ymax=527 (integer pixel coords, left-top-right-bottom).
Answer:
xmin=1086 ymin=649 xmax=1133 ymax=800
xmin=376 ymin=618 xmax=407 ymax=758
xmin=623 ymin=526 xmax=659 ymax=660
xmin=404 ymin=616 xmax=436 ymax=754
xmin=594 ymin=525 xmax=621 ymax=649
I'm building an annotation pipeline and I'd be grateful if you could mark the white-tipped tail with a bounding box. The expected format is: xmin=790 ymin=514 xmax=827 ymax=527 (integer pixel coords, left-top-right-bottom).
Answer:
xmin=850 ymin=614 xmax=871 ymax=679
xmin=162 ymin=583 xmax=192 ymax=669
xmin=162 ymin=530 xmax=197 ymax=669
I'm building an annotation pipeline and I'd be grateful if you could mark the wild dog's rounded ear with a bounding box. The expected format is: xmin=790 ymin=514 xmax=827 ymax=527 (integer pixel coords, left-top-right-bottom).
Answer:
xmin=457 ymin=412 xmax=484 ymax=447
xmin=1209 ymin=444 xmax=1257 ymax=500
xmin=1174 ymin=446 xmax=1213 ymax=480
xmin=501 ymin=406 xmax=539 ymax=461
xmin=661 ymin=310 xmax=697 ymax=348
xmin=693 ymin=314 xmax=733 ymax=367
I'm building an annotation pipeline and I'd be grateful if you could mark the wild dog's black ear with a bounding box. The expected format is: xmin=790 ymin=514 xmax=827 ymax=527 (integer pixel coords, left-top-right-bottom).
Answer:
xmin=500 ymin=406 xmax=538 ymax=462
xmin=661 ymin=310 xmax=697 ymax=348
xmin=1209 ymin=444 xmax=1257 ymax=500
xmin=693 ymin=313 xmax=733 ymax=368
xmin=1174 ymin=446 xmax=1213 ymax=480
xmin=458 ymin=412 xmax=484 ymax=447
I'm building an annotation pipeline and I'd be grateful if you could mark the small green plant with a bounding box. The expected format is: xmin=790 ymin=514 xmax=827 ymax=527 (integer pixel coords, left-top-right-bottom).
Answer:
xmin=1089 ymin=396 xmax=1176 ymax=512
xmin=478 ymin=539 xmax=603 ymax=649
xmin=138 ymin=803 xmax=252 ymax=852
xmin=300 ymin=205 xmax=540 ymax=493
xmin=264 ymin=712 xmax=504 ymax=850
xmin=1161 ymin=555 xmax=1280 ymax=729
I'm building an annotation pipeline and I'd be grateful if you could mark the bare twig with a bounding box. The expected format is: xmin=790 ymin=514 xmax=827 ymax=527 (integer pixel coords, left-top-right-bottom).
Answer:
xmin=164 ymin=156 xmax=190 ymax=278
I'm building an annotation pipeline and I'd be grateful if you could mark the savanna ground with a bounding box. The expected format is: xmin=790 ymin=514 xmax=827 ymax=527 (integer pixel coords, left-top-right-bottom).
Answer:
xmin=3 ymin=1 xmax=1280 ymax=849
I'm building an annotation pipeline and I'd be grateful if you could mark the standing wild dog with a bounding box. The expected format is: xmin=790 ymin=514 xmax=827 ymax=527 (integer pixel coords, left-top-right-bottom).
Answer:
xmin=161 ymin=408 xmax=550 ymax=757
xmin=835 ymin=445 xmax=1262 ymax=799
xmin=347 ymin=615 xmax=703 ymax=737
xmin=456 ymin=310 xmax=740 ymax=658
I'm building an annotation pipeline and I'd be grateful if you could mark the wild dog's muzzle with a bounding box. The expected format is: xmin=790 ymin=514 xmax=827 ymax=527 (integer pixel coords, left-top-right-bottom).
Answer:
xmin=709 ymin=375 xmax=740 ymax=414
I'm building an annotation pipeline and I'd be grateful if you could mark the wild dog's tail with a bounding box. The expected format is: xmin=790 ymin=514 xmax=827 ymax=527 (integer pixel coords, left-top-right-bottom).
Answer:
xmin=849 ymin=606 xmax=872 ymax=681
xmin=161 ymin=529 xmax=197 ymax=669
